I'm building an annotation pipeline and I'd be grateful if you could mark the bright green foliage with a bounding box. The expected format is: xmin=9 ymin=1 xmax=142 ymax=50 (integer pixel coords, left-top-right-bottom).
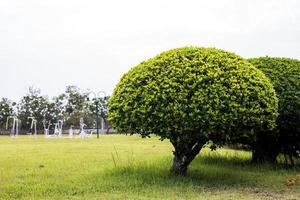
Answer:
xmin=248 ymin=57 xmax=300 ymax=135
xmin=109 ymin=47 xmax=278 ymax=146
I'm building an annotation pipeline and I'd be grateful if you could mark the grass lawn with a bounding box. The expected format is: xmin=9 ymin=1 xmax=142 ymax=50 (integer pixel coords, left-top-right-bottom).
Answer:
xmin=0 ymin=134 xmax=299 ymax=200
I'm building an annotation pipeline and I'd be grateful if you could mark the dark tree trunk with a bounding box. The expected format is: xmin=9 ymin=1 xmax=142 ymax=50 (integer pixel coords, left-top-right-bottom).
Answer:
xmin=171 ymin=154 xmax=189 ymax=176
xmin=170 ymin=141 xmax=204 ymax=176
xmin=252 ymin=146 xmax=278 ymax=163
xmin=251 ymin=132 xmax=279 ymax=164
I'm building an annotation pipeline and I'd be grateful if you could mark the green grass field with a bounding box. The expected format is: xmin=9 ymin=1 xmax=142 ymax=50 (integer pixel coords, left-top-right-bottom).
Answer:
xmin=0 ymin=135 xmax=299 ymax=200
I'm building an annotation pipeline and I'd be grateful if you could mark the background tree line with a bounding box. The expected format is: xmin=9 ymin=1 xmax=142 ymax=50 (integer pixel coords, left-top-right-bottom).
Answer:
xmin=0 ymin=86 xmax=109 ymax=132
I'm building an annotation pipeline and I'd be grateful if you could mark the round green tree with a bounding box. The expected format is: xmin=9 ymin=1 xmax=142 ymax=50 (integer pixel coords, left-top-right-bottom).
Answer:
xmin=248 ymin=57 xmax=300 ymax=163
xmin=109 ymin=47 xmax=278 ymax=175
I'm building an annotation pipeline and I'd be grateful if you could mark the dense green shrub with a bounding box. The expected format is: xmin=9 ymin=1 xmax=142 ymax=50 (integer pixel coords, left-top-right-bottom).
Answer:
xmin=248 ymin=57 xmax=300 ymax=163
xmin=109 ymin=47 xmax=278 ymax=175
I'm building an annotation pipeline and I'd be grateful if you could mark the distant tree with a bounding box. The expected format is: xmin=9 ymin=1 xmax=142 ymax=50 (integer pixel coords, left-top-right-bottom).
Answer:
xmin=0 ymin=98 xmax=14 ymax=133
xmin=109 ymin=47 xmax=278 ymax=175
xmin=58 ymin=86 xmax=94 ymax=128
xmin=17 ymin=87 xmax=50 ymax=131
xmin=43 ymin=100 xmax=64 ymax=125
xmin=88 ymin=96 xmax=111 ymax=132
xmin=65 ymin=86 xmax=87 ymax=113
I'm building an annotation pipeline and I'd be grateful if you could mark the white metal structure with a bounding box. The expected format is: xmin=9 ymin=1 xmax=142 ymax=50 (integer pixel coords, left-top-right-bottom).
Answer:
xmin=42 ymin=119 xmax=50 ymax=137
xmin=6 ymin=116 xmax=19 ymax=137
xmin=78 ymin=117 xmax=87 ymax=138
xmin=57 ymin=120 xmax=63 ymax=137
xmin=27 ymin=117 xmax=37 ymax=136
xmin=46 ymin=120 xmax=63 ymax=138
xmin=67 ymin=125 xmax=74 ymax=138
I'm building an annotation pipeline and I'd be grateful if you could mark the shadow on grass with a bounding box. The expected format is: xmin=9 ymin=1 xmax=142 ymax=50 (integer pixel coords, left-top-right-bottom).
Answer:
xmin=82 ymin=152 xmax=300 ymax=194
xmin=194 ymin=151 xmax=300 ymax=171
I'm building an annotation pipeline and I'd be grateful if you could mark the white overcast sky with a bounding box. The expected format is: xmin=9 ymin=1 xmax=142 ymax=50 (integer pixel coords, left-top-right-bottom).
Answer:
xmin=0 ymin=0 xmax=299 ymax=101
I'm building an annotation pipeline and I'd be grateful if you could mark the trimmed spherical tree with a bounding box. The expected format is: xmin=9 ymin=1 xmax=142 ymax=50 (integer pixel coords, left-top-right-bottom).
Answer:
xmin=109 ymin=47 xmax=278 ymax=175
xmin=248 ymin=57 xmax=300 ymax=163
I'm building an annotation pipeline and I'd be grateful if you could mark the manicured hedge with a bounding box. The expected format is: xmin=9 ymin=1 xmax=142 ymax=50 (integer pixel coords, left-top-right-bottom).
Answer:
xmin=248 ymin=57 xmax=300 ymax=134
xmin=248 ymin=57 xmax=300 ymax=162
xmin=109 ymin=47 xmax=278 ymax=174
